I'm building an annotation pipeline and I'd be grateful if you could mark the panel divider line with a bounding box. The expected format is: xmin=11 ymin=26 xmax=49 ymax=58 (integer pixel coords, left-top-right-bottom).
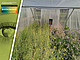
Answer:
xmin=9 ymin=0 xmax=23 ymax=60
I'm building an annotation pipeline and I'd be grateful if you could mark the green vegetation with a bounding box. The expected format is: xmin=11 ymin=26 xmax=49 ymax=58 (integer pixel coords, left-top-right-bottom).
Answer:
xmin=12 ymin=23 xmax=80 ymax=60
xmin=12 ymin=23 xmax=50 ymax=60
xmin=50 ymin=25 xmax=80 ymax=60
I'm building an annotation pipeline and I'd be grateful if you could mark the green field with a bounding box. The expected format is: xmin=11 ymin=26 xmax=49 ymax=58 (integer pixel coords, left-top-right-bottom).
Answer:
xmin=0 ymin=0 xmax=21 ymax=60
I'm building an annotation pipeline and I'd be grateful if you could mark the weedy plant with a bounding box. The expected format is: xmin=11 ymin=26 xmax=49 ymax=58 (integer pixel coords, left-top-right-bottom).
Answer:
xmin=50 ymin=25 xmax=80 ymax=60
xmin=12 ymin=22 xmax=80 ymax=60
xmin=12 ymin=23 xmax=52 ymax=60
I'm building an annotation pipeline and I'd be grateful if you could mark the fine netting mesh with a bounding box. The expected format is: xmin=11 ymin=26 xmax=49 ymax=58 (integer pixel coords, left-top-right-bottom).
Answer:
xmin=14 ymin=8 xmax=80 ymax=60
xmin=18 ymin=8 xmax=60 ymax=29
xmin=18 ymin=8 xmax=80 ymax=33
xmin=67 ymin=9 xmax=80 ymax=30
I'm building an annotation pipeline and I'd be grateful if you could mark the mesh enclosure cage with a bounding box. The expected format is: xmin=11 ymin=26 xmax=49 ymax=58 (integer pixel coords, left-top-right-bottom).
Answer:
xmin=12 ymin=0 xmax=80 ymax=60
xmin=18 ymin=8 xmax=80 ymax=31
xmin=13 ymin=7 xmax=80 ymax=60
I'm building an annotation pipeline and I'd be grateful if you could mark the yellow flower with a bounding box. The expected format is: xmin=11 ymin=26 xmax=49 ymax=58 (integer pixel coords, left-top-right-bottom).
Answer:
xmin=63 ymin=53 xmax=65 ymax=55
xmin=62 ymin=58 xmax=63 ymax=60
xmin=53 ymin=57 xmax=55 ymax=59
xmin=67 ymin=47 xmax=68 ymax=48
xmin=59 ymin=50 xmax=61 ymax=53
xmin=53 ymin=37 xmax=56 ymax=39
xmin=48 ymin=36 xmax=49 ymax=37
xmin=54 ymin=46 xmax=56 ymax=49
xmin=64 ymin=49 xmax=66 ymax=51
xmin=46 ymin=52 xmax=48 ymax=54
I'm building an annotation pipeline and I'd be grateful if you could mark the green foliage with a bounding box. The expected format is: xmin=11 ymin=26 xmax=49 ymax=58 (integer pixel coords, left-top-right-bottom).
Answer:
xmin=50 ymin=25 xmax=80 ymax=60
xmin=12 ymin=24 xmax=80 ymax=60
xmin=12 ymin=23 xmax=51 ymax=60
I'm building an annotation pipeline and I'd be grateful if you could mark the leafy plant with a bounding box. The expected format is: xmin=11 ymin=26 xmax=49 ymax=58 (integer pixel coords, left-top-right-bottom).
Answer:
xmin=12 ymin=23 xmax=80 ymax=60
xmin=12 ymin=23 xmax=51 ymax=60
xmin=50 ymin=25 xmax=80 ymax=60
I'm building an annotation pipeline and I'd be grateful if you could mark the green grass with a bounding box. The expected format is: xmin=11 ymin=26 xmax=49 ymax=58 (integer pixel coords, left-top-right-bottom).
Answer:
xmin=0 ymin=0 xmax=21 ymax=60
